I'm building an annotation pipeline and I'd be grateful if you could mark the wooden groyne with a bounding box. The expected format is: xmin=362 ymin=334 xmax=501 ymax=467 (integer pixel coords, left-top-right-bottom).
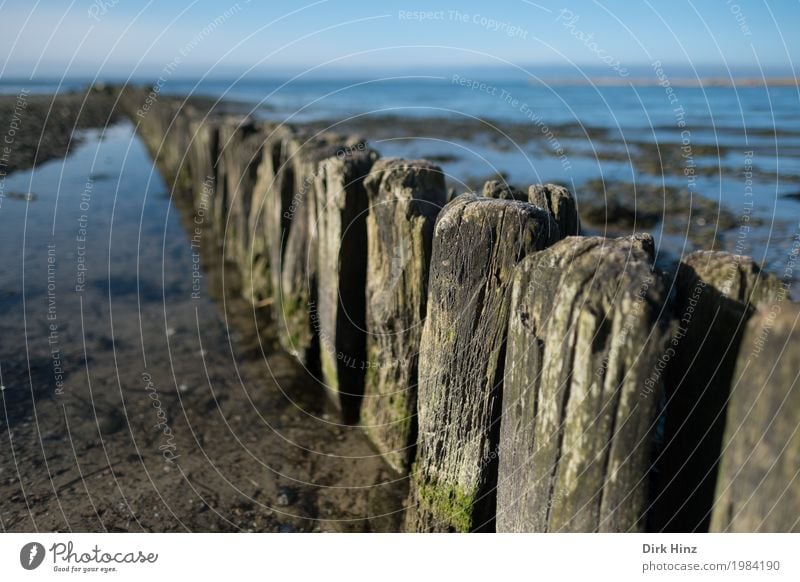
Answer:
xmin=119 ymin=87 xmax=799 ymax=532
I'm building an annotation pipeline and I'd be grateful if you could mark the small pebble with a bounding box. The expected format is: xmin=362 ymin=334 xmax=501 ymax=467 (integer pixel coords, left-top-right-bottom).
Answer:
xmin=276 ymin=486 xmax=297 ymax=507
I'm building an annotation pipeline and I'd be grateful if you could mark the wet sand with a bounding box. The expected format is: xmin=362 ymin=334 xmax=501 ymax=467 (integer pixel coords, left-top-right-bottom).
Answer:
xmin=0 ymin=89 xmax=121 ymax=176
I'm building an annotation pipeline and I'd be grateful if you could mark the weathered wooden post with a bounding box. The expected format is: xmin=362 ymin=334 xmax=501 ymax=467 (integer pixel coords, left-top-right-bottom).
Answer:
xmin=186 ymin=118 xmax=220 ymax=212
xmin=654 ymin=251 xmax=783 ymax=532
xmin=162 ymin=104 xmax=194 ymax=194
xmin=482 ymin=180 xmax=580 ymax=237
xmin=243 ymin=124 xmax=292 ymax=304
xmin=210 ymin=119 xmax=236 ymax=240
xmin=497 ymin=235 xmax=667 ymax=532
xmin=711 ymin=301 xmax=799 ymax=532
xmin=272 ymin=133 xmax=363 ymax=372
xmin=129 ymin=95 xmax=193 ymax=194
xmin=406 ymin=194 xmax=560 ymax=532
xmin=217 ymin=119 xmax=265 ymax=268
xmin=482 ymin=180 xmax=527 ymax=201
xmin=312 ymin=145 xmax=379 ymax=422
xmin=528 ymin=183 xmax=580 ymax=237
xmin=362 ymin=158 xmax=447 ymax=473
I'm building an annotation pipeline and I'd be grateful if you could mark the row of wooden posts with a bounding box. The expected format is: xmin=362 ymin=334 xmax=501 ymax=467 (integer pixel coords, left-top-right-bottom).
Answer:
xmin=121 ymin=88 xmax=799 ymax=532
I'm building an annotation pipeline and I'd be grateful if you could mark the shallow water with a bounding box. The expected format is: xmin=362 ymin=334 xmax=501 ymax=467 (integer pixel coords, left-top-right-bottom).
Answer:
xmin=0 ymin=121 xmax=209 ymax=405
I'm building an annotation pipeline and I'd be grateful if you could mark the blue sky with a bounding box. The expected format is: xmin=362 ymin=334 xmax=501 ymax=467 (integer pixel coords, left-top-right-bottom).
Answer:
xmin=1 ymin=0 xmax=798 ymax=79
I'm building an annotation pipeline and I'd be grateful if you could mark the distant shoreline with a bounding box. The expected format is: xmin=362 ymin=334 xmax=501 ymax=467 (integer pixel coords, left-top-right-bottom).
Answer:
xmin=541 ymin=76 xmax=798 ymax=88
xmin=0 ymin=76 xmax=797 ymax=96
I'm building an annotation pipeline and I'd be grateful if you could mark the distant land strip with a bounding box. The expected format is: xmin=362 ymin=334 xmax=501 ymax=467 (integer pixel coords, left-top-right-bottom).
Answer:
xmin=541 ymin=76 xmax=798 ymax=87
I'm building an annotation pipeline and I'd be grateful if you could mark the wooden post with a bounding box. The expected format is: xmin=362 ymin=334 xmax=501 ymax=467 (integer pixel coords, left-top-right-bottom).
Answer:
xmin=654 ymin=251 xmax=783 ymax=531
xmin=362 ymin=158 xmax=447 ymax=473
xmin=711 ymin=301 xmax=799 ymax=532
xmin=497 ymin=235 xmax=667 ymax=532
xmin=312 ymin=147 xmax=378 ymax=422
xmin=406 ymin=194 xmax=560 ymax=532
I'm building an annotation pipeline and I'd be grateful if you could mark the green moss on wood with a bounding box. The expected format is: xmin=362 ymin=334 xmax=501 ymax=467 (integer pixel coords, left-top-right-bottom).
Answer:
xmin=415 ymin=476 xmax=476 ymax=533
